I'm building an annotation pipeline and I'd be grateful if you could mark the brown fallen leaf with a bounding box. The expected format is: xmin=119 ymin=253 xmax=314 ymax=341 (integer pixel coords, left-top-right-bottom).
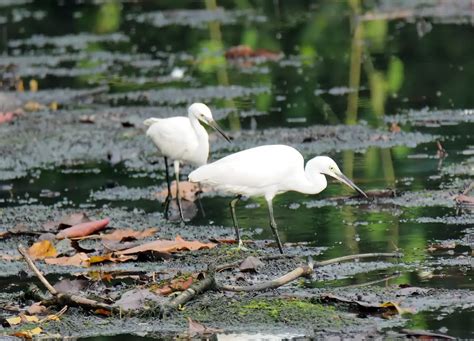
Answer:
xmin=239 ymin=256 xmax=264 ymax=273
xmin=0 ymin=112 xmax=16 ymax=125
xmin=101 ymin=227 xmax=158 ymax=242
xmin=153 ymin=275 xmax=194 ymax=296
xmin=26 ymin=303 xmax=48 ymax=315
xmin=12 ymin=326 xmax=43 ymax=338
xmin=187 ymin=317 xmax=223 ymax=338
xmin=53 ymin=279 xmax=89 ymax=294
xmin=56 ymin=218 xmax=110 ymax=239
xmin=45 ymin=252 xmax=89 ymax=267
xmin=454 ymin=194 xmax=474 ymax=205
xmin=114 ymin=288 xmax=165 ymax=312
xmin=28 ymin=240 xmax=57 ymax=260
xmin=225 ymin=45 xmax=282 ymax=61
xmin=88 ymin=253 xmax=136 ymax=265
xmin=389 ymin=122 xmax=401 ymax=133
xmin=116 ymin=235 xmax=216 ymax=256
xmin=79 ymin=115 xmax=95 ymax=123
xmin=23 ymin=101 xmax=44 ymax=112
xmin=58 ymin=212 xmax=90 ymax=229
xmin=6 ymin=314 xmax=39 ymax=326
xmin=155 ymin=181 xmax=205 ymax=202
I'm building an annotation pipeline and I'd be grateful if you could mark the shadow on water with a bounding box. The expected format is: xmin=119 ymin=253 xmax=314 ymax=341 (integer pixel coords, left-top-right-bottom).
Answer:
xmin=1 ymin=0 xmax=474 ymax=339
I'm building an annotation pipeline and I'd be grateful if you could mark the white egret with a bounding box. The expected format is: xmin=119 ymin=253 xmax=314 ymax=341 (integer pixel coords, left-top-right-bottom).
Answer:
xmin=144 ymin=103 xmax=231 ymax=222
xmin=189 ymin=144 xmax=367 ymax=253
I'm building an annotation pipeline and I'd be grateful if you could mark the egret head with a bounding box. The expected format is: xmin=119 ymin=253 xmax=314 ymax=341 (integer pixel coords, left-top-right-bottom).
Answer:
xmin=312 ymin=156 xmax=367 ymax=198
xmin=188 ymin=103 xmax=231 ymax=143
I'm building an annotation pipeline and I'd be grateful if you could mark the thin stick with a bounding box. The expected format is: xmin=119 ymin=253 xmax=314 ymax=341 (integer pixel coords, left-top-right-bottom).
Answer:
xmin=18 ymin=244 xmax=115 ymax=312
xmin=18 ymin=245 xmax=58 ymax=295
xmin=216 ymin=264 xmax=313 ymax=292
xmin=315 ymin=252 xmax=402 ymax=267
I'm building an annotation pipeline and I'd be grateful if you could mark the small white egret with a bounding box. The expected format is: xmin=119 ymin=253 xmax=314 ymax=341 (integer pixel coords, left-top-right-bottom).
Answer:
xmin=144 ymin=103 xmax=231 ymax=222
xmin=189 ymin=144 xmax=367 ymax=253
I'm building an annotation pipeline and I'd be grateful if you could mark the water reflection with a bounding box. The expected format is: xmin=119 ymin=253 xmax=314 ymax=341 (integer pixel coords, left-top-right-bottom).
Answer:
xmin=1 ymin=0 xmax=474 ymax=338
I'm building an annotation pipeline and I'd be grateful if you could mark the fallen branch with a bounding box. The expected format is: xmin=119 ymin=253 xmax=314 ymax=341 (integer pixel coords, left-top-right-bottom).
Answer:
xmin=166 ymin=275 xmax=216 ymax=310
xmin=315 ymin=252 xmax=402 ymax=267
xmin=18 ymin=244 xmax=115 ymax=313
xmin=216 ymin=263 xmax=313 ymax=292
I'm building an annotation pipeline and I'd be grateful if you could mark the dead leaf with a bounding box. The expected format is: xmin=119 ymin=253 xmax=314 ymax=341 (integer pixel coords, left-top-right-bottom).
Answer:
xmin=53 ymin=279 xmax=89 ymax=294
xmin=239 ymin=256 xmax=264 ymax=272
xmin=225 ymin=45 xmax=282 ymax=61
xmin=187 ymin=317 xmax=223 ymax=338
xmin=155 ymin=181 xmax=204 ymax=202
xmin=26 ymin=303 xmax=48 ymax=315
xmin=28 ymin=240 xmax=57 ymax=260
xmin=113 ymin=288 xmax=165 ymax=312
xmin=0 ymin=112 xmax=16 ymax=125
xmin=389 ymin=122 xmax=401 ymax=133
xmin=12 ymin=326 xmax=42 ymax=339
xmin=58 ymin=212 xmax=90 ymax=229
xmin=79 ymin=115 xmax=95 ymax=123
xmin=88 ymin=253 xmax=136 ymax=265
xmin=56 ymin=218 xmax=110 ymax=239
xmin=45 ymin=252 xmax=89 ymax=267
xmin=153 ymin=276 xmax=194 ymax=296
xmin=454 ymin=194 xmax=474 ymax=205
xmin=6 ymin=314 xmax=39 ymax=326
xmin=95 ymin=308 xmax=112 ymax=316
xmin=101 ymin=227 xmax=158 ymax=242
xmin=23 ymin=101 xmax=44 ymax=112
xmin=116 ymin=235 xmax=216 ymax=256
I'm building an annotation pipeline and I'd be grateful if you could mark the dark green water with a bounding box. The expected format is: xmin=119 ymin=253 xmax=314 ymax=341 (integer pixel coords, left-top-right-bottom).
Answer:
xmin=1 ymin=0 xmax=473 ymax=339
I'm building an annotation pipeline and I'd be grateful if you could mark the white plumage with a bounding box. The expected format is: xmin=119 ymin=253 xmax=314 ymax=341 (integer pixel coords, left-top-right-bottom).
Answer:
xmin=144 ymin=103 xmax=230 ymax=222
xmin=189 ymin=144 xmax=367 ymax=253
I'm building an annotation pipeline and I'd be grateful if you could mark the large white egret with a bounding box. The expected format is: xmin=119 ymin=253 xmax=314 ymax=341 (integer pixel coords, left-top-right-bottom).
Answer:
xmin=144 ymin=103 xmax=231 ymax=222
xmin=189 ymin=144 xmax=367 ymax=253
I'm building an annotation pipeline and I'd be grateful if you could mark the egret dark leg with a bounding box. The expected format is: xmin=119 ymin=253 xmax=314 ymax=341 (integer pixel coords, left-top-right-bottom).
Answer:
xmin=174 ymin=160 xmax=185 ymax=223
xmin=196 ymin=183 xmax=206 ymax=218
xmin=229 ymin=195 xmax=242 ymax=247
xmin=267 ymin=199 xmax=284 ymax=254
xmin=163 ymin=157 xmax=172 ymax=219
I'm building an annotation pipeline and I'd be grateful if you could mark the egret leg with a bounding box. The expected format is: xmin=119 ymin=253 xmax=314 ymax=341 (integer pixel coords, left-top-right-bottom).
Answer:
xmin=196 ymin=183 xmax=206 ymax=218
xmin=229 ymin=195 xmax=243 ymax=247
xmin=163 ymin=157 xmax=172 ymax=219
xmin=267 ymin=199 xmax=284 ymax=254
xmin=174 ymin=160 xmax=185 ymax=223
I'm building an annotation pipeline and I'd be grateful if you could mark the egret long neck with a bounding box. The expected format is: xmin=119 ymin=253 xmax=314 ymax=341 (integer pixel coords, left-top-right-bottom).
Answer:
xmin=289 ymin=164 xmax=327 ymax=195
xmin=188 ymin=113 xmax=209 ymax=160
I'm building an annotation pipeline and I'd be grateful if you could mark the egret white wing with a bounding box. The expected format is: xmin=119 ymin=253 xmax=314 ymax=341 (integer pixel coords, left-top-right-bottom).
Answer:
xmin=146 ymin=117 xmax=198 ymax=160
xmin=189 ymin=145 xmax=303 ymax=191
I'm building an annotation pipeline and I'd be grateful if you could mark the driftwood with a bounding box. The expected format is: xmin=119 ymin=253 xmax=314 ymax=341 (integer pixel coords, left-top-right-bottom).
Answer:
xmin=164 ymin=252 xmax=401 ymax=313
xmin=19 ymin=242 xmax=402 ymax=316
xmin=18 ymin=245 xmax=116 ymax=313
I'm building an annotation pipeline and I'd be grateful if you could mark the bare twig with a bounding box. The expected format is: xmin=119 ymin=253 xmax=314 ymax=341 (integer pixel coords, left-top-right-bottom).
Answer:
xmin=18 ymin=244 xmax=115 ymax=312
xmin=216 ymin=264 xmax=313 ymax=292
xmin=315 ymin=252 xmax=402 ymax=267
xmin=18 ymin=245 xmax=58 ymax=295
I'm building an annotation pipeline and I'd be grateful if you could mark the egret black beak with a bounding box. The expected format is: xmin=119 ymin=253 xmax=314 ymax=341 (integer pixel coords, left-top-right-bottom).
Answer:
xmin=334 ymin=172 xmax=368 ymax=198
xmin=207 ymin=119 xmax=232 ymax=143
